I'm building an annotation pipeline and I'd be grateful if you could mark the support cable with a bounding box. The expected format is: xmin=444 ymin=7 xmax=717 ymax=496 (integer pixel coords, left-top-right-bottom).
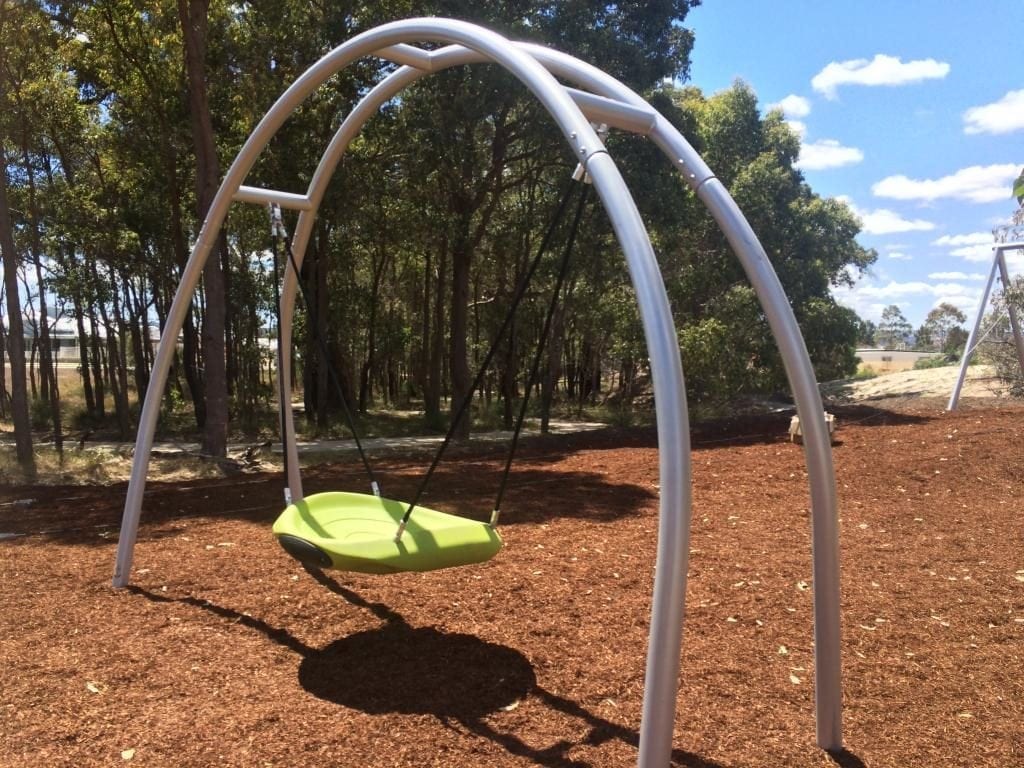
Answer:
xmin=393 ymin=174 xmax=580 ymax=541
xmin=269 ymin=207 xmax=290 ymax=490
xmin=269 ymin=205 xmax=381 ymax=496
xmin=491 ymin=183 xmax=590 ymax=525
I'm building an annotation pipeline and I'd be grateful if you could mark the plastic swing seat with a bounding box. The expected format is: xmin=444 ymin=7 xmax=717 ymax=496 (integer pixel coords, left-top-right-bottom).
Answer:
xmin=272 ymin=491 xmax=503 ymax=574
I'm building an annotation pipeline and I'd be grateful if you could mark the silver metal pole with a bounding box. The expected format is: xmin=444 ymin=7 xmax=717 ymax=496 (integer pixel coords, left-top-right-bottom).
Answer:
xmin=519 ymin=42 xmax=844 ymax=751
xmin=284 ymin=48 xmax=689 ymax=765
xmin=696 ymin=181 xmax=843 ymax=749
xmin=116 ymin=20 xmax=846 ymax=762
xmin=948 ymin=250 xmax=1000 ymax=411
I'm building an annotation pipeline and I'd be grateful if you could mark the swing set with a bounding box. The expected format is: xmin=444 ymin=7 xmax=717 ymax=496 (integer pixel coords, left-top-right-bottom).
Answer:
xmin=112 ymin=19 xmax=845 ymax=767
xmin=269 ymin=178 xmax=590 ymax=574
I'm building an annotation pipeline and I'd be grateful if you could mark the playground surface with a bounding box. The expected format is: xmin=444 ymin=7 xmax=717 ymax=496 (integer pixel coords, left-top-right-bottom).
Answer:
xmin=2 ymin=396 xmax=1022 ymax=767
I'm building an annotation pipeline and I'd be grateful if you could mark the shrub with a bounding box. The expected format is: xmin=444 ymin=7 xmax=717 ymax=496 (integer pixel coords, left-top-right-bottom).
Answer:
xmin=912 ymin=355 xmax=952 ymax=370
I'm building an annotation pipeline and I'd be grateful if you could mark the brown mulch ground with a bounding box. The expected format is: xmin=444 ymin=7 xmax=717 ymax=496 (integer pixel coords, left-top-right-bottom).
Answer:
xmin=2 ymin=398 xmax=1023 ymax=767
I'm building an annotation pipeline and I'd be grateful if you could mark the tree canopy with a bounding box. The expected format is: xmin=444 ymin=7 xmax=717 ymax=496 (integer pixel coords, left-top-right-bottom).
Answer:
xmin=1 ymin=1 xmax=877 ymax=465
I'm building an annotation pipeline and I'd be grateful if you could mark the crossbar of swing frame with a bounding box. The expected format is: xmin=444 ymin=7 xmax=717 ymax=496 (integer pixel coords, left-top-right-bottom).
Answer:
xmin=947 ymin=242 xmax=1024 ymax=411
xmin=233 ymin=185 xmax=314 ymax=210
xmin=111 ymin=20 xmax=843 ymax=765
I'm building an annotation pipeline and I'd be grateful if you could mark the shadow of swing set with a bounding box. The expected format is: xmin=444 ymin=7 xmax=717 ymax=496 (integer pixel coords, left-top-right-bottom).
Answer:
xmin=113 ymin=18 xmax=846 ymax=768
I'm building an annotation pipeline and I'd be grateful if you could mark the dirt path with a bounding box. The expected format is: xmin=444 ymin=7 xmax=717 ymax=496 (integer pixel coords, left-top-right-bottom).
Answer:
xmin=821 ymin=363 xmax=1004 ymax=403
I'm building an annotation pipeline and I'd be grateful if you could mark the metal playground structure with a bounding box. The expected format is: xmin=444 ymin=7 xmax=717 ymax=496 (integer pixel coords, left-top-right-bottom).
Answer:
xmin=947 ymin=202 xmax=1024 ymax=410
xmin=112 ymin=19 xmax=845 ymax=767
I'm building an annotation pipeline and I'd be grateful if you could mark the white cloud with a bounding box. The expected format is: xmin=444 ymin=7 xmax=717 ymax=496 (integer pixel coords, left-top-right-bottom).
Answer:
xmin=857 ymin=281 xmax=946 ymax=299
xmin=963 ymin=90 xmax=1024 ymax=135
xmin=887 ymin=251 xmax=912 ymax=261
xmin=832 ymin=276 xmax=986 ymax=324
xmin=837 ymin=197 xmax=935 ymax=235
xmin=872 ymin=164 xmax=1019 ymax=204
xmin=768 ymin=94 xmax=812 ymax=118
xmin=786 ymin=119 xmax=808 ymax=138
xmin=796 ymin=139 xmax=864 ymax=170
xmin=928 ymin=272 xmax=987 ymax=281
xmin=834 ymin=277 xmax=984 ymax=323
xmin=932 ymin=232 xmax=992 ymax=247
xmin=930 ymin=293 xmax=982 ymax=317
xmin=811 ymin=54 xmax=950 ymax=99
xmin=951 ymin=244 xmax=994 ymax=262
xmin=857 ymin=208 xmax=935 ymax=235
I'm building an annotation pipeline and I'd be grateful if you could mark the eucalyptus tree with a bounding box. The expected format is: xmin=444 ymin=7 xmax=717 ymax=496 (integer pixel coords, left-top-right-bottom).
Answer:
xmin=878 ymin=305 xmax=912 ymax=350
xmin=365 ymin=1 xmax=701 ymax=436
xmin=0 ymin=0 xmax=64 ymax=472
xmin=632 ymin=82 xmax=875 ymax=402
xmin=921 ymin=302 xmax=967 ymax=353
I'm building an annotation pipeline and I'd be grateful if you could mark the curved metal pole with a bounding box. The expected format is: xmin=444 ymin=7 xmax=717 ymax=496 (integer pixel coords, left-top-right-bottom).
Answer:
xmin=289 ymin=60 xmax=844 ymax=751
xmin=948 ymin=250 xmax=1000 ymax=411
xmin=115 ymin=18 xmax=615 ymax=588
xmin=114 ymin=20 xmax=692 ymax=768
xmin=118 ymin=17 xmax=843 ymax=760
xmin=277 ymin=53 xmax=690 ymax=767
xmin=517 ymin=42 xmax=844 ymax=750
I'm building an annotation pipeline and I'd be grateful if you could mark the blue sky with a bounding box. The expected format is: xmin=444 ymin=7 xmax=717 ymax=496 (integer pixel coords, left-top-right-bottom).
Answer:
xmin=685 ymin=0 xmax=1023 ymax=329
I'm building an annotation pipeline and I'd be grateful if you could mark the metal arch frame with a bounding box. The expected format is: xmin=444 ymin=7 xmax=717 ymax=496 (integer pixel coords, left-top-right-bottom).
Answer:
xmin=947 ymin=238 xmax=1024 ymax=411
xmin=112 ymin=18 xmax=843 ymax=764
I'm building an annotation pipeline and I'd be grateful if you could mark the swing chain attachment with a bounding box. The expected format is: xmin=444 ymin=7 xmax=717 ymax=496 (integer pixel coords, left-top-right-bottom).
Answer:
xmin=489 ymin=509 xmax=500 ymax=527
xmin=572 ymin=122 xmax=609 ymax=184
xmin=393 ymin=519 xmax=407 ymax=543
xmin=371 ymin=480 xmax=381 ymax=498
xmin=269 ymin=203 xmax=286 ymax=238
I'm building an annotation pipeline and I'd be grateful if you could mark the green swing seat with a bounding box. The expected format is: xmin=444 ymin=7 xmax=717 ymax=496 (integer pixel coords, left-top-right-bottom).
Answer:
xmin=272 ymin=491 xmax=503 ymax=574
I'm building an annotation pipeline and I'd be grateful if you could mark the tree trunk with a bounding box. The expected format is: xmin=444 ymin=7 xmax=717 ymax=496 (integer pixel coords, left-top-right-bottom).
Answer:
xmin=540 ymin=303 xmax=566 ymax=434
xmin=125 ymin=273 xmax=149 ymax=398
xmin=0 ymin=321 xmax=10 ymax=417
xmin=315 ymin=222 xmax=329 ymax=430
xmin=21 ymin=142 xmax=54 ymax=407
xmin=0 ymin=147 xmax=35 ymax=474
xmin=72 ymin=293 xmax=95 ymax=415
xmin=167 ymin=149 xmax=205 ymax=424
xmin=178 ymin=0 xmax=227 ymax=457
xmin=418 ymin=245 xmax=432 ymax=408
xmin=425 ymin=241 xmax=446 ymax=428
xmin=449 ymin=225 xmax=472 ymax=440
xmin=87 ymin=299 xmax=105 ymax=420
xmin=358 ymin=245 xmax=389 ymax=414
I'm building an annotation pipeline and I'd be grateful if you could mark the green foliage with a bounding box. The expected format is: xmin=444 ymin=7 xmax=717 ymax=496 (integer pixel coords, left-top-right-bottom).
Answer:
xmin=797 ymin=299 xmax=861 ymax=381
xmin=856 ymin=316 xmax=877 ymax=346
xmin=852 ymin=365 xmax=879 ymax=380
xmin=944 ymin=326 xmax=968 ymax=357
xmin=919 ymin=302 xmax=967 ymax=352
xmin=978 ymin=276 xmax=1024 ymax=397
xmin=878 ymin=305 xmax=912 ymax=349
xmin=4 ymin=0 xmax=878 ymax=447
xmin=912 ymin=355 xmax=953 ymax=370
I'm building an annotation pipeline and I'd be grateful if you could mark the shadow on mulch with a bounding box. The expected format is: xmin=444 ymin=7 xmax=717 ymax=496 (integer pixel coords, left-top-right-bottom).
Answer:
xmin=128 ymin=568 xmax=725 ymax=768
xmin=5 ymin=461 xmax=656 ymax=544
xmin=826 ymin=749 xmax=868 ymax=768
xmin=690 ymin=403 xmax=934 ymax=451
xmin=2 ymin=402 xmax=931 ymax=543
